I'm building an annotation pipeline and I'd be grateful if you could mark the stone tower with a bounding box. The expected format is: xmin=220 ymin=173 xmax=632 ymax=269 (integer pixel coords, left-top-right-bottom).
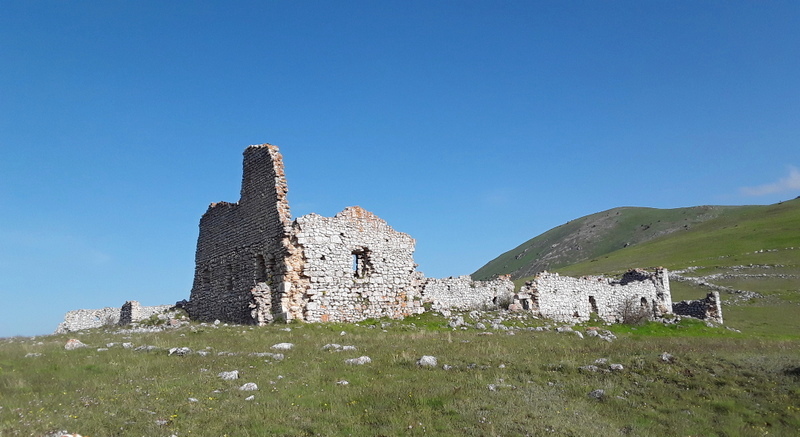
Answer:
xmin=187 ymin=144 xmax=292 ymax=323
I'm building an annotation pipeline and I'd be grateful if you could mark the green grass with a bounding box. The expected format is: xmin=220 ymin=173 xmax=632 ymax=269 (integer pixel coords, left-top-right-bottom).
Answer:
xmin=2 ymin=314 xmax=799 ymax=436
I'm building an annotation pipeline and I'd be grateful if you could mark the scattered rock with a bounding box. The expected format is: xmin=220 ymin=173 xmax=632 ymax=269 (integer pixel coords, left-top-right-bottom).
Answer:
xmin=416 ymin=356 xmax=438 ymax=367
xmin=336 ymin=380 xmax=350 ymax=385
xmin=588 ymin=389 xmax=606 ymax=400
xmin=661 ymin=352 xmax=674 ymax=363
xmin=218 ymin=370 xmax=240 ymax=380
xmin=271 ymin=342 xmax=294 ymax=351
xmin=594 ymin=358 xmax=608 ymax=365
xmin=556 ymin=326 xmax=573 ymax=333
xmin=24 ymin=353 xmax=42 ymax=358
xmin=122 ymin=342 xmax=133 ymax=349
xmin=442 ymin=364 xmax=454 ymax=371
xmin=579 ymin=365 xmax=600 ymax=373
xmin=448 ymin=316 xmax=464 ymax=329
xmin=610 ymin=363 xmax=624 ymax=372
xmin=245 ymin=395 xmax=255 ymax=401
xmin=64 ymin=339 xmax=88 ymax=350
xmin=344 ymin=356 xmax=372 ymax=365
xmin=96 ymin=348 xmax=109 ymax=352
xmin=475 ymin=322 xmax=487 ymax=330
xmin=239 ymin=382 xmax=258 ymax=391
xmin=169 ymin=347 xmax=192 ymax=356
xmin=188 ymin=398 xmax=199 ymax=403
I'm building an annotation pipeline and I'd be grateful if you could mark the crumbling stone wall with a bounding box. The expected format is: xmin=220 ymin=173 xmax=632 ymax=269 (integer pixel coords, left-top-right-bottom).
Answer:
xmin=186 ymin=144 xmax=424 ymax=325
xmin=292 ymin=207 xmax=423 ymax=322
xmin=517 ymin=268 xmax=673 ymax=323
xmin=184 ymin=144 xmax=706 ymax=328
xmin=186 ymin=144 xmax=293 ymax=324
xmin=672 ymin=291 xmax=723 ymax=323
xmin=55 ymin=301 xmax=173 ymax=333
xmin=421 ymin=275 xmax=514 ymax=311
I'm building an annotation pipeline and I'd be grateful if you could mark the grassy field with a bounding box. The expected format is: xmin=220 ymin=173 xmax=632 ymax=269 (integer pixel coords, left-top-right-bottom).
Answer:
xmin=2 ymin=313 xmax=799 ymax=436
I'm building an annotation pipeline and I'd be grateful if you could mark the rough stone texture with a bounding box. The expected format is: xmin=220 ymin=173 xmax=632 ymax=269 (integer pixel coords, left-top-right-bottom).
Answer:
xmin=64 ymin=339 xmax=88 ymax=350
xmin=292 ymin=207 xmax=423 ymax=323
xmin=187 ymin=145 xmax=292 ymax=324
xmin=421 ymin=275 xmax=514 ymax=311
xmin=182 ymin=143 xmax=720 ymax=328
xmin=186 ymin=144 xmax=425 ymax=325
xmin=517 ymin=268 xmax=673 ymax=323
xmin=54 ymin=301 xmax=172 ymax=334
xmin=672 ymin=291 xmax=724 ymax=324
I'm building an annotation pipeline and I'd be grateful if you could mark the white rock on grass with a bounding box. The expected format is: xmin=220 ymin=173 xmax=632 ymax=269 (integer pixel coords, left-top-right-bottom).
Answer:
xmin=245 ymin=395 xmax=255 ymax=401
xmin=661 ymin=352 xmax=674 ymax=363
xmin=64 ymin=339 xmax=88 ymax=350
xmin=610 ymin=363 xmax=624 ymax=371
xmin=169 ymin=347 xmax=192 ymax=356
xmin=218 ymin=370 xmax=239 ymax=380
xmin=271 ymin=343 xmax=294 ymax=351
xmin=336 ymin=380 xmax=350 ymax=385
xmin=239 ymin=382 xmax=258 ymax=391
xmin=416 ymin=356 xmax=437 ymax=367
xmin=344 ymin=356 xmax=371 ymax=365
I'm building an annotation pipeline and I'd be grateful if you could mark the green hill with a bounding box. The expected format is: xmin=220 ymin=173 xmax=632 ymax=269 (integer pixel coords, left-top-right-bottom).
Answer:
xmin=472 ymin=204 xmax=744 ymax=281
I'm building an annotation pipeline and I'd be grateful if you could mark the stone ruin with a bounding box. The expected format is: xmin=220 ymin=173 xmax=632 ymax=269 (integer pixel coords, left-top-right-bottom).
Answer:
xmin=184 ymin=144 xmax=513 ymax=325
xmin=54 ymin=143 xmax=723 ymax=332
xmin=183 ymin=144 xmax=722 ymax=326
xmin=55 ymin=301 xmax=173 ymax=334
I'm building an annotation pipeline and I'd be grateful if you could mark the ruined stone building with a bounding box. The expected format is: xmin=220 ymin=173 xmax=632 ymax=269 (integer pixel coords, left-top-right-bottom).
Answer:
xmin=183 ymin=143 xmax=721 ymax=327
xmin=185 ymin=144 xmax=513 ymax=325
xmin=51 ymin=144 xmax=724 ymax=333
xmin=513 ymin=269 xmax=674 ymax=323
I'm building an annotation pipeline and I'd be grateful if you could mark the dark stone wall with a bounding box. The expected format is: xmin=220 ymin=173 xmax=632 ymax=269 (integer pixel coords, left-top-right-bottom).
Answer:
xmin=187 ymin=145 xmax=292 ymax=323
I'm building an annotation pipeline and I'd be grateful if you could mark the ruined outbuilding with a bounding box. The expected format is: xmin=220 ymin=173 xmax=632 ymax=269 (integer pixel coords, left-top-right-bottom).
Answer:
xmin=514 ymin=269 xmax=674 ymax=323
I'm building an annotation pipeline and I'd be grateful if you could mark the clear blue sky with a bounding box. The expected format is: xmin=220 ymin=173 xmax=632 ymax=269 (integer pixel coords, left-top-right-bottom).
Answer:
xmin=2 ymin=1 xmax=798 ymax=337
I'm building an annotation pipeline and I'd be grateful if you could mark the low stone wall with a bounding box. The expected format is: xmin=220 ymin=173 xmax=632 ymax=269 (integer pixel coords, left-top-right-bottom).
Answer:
xmin=421 ymin=275 xmax=514 ymax=311
xmin=55 ymin=301 xmax=174 ymax=334
xmin=54 ymin=308 xmax=121 ymax=333
xmin=672 ymin=291 xmax=723 ymax=324
xmin=519 ymin=269 xmax=673 ymax=323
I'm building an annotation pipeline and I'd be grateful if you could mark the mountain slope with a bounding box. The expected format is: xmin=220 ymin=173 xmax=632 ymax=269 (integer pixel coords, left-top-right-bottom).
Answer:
xmin=472 ymin=204 xmax=742 ymax=280
xmin=555 ymin=198 xmax=800 ymax=277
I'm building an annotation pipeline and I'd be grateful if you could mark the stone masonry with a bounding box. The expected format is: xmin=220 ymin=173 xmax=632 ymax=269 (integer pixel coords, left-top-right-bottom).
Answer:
xmin=516 ymin=268 xmax=674 ymax=323
xmin=184 ymin=143 xmax=722 ymax=327
xmin=55 ymin=301 xmax=172 ymax=333
xmin=422 ymin=275 xmax=514 ymax=311
xmin=186 ymin=144 xmax=425 ymax=324
xmin=672 ymin=291 xmax=724 ymax=324
xmin=53 ymin=143 xmax=726 ymax=332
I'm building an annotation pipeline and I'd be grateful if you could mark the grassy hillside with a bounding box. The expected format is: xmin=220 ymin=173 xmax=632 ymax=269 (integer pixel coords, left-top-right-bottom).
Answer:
xmin=472 ymin=205 xmax=739 ymax=281
xmin=2 ymin=314 xmax=799 ymax=436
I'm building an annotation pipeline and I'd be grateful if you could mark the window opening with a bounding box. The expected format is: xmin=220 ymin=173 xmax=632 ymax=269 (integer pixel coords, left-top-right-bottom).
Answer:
xmin=351 ymin=248 xmax=372 ymax=278
xmin=589 ymin=296 xmax=599 ymax=314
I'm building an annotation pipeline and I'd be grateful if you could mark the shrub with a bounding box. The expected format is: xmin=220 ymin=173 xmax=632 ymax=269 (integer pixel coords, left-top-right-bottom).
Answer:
xmin=618 ymin=296 xmax=651 ymax=325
